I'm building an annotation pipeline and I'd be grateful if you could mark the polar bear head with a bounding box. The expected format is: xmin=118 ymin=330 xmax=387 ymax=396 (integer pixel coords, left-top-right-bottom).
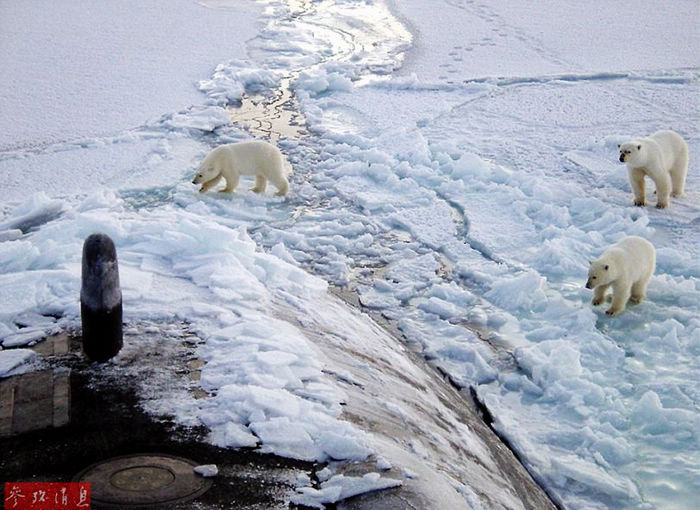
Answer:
xmin=193 ymin=145 xmax=227 ymax=184
xmin=192 ymin=165 xmax=218 ymax=185
xmin=585 ymin=257 xmax=617 ymax=289
xmin=617 ymin=141 xmax=644 ymax=165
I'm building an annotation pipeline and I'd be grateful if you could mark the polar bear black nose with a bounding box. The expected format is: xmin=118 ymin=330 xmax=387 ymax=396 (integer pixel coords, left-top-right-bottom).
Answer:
xmin=619 ymin=154 xmax=625 ymax=163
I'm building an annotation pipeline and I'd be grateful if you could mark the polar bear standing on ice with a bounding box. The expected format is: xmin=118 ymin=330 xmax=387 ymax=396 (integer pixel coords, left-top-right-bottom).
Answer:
xmin=585 ymin=236 xmax=656 ymax=316
xmin=618 ymin=130 xmax=688 ymax=209
xmin=192 ymin=140 xmax=290 ymax=196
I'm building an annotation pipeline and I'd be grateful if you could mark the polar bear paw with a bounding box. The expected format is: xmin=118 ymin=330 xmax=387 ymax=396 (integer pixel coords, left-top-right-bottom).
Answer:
xmin=605 ymin=307 xmax=623 ymax=317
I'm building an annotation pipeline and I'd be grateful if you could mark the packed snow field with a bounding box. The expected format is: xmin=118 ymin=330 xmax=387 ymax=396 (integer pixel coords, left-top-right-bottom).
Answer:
xmin=1 ymin=1 xmax=698 ymax=509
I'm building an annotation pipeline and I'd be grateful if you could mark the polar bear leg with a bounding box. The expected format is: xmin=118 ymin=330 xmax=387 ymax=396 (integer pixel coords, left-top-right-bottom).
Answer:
xmin=630 ymin=269 xmax=652 ymax=304
xmin=653 ymin=172 xmax=672 ymax=209
xmin=269 ymin=174 xmax=289 ymax=196
xmin=670 ymin=146 xmax=688 ymax=197
xmin=200 ymin=174 xmax=222 ymax=193
xmin=629 ymin=279 xmax=648 ymax=304
xmin=251 ymin=175 xmax=267 ymax=193
xmin=219 ymin=173 xmax=239 ymax=193
xmin=592 ymin=284 xmax=609 ymax=306
xmin=274 ymin=182 xmax=289 ymax=196
xmin=607 ymin=282 xmax=630 ymax=316
xmin=628 ymin=168 xmax=646 ymax=206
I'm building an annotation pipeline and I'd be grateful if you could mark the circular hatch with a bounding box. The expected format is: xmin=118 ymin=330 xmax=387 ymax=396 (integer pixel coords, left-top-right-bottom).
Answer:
xmin=74 ymin=454 xmax=212 ymax=508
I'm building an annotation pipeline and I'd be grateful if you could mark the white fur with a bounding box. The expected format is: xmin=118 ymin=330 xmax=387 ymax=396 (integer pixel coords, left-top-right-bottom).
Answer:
xmin=585 ymin=236 xmax=656 ymax=316
xmin=618 ymin=130 xmax=688 ymax=209
xmin=192 ymin=140 xmax=290 ymax=196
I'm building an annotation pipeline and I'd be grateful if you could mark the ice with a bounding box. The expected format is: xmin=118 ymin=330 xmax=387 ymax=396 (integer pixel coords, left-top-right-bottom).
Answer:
xmin=281 ymin=1 xmax=698 ymax=506
xmin=295 ymin=68 xmax=353 ymax=96
xmin=1 ymin=329 xmax=52 ymax=349
xmin=217 ymin=422 xmax=259 ymax=449
xmin=203 ymin=370 xmax=371 ymax=460
xmin=485 ymin=271 xmax=548 ymax=314
xmin=376 ymin=456 xmax=392 ymax=471
xmin=193 ymin=464 xmax=219 ymax=478
xmin=198 ymin=59 xmax=280 ymax=105
xmin=292 ymin=473 xmax=402 ymax=508
xmin=0 ymin=269 xmax=77 ymax=329
xmin=0 ymin=190 xmax=373 ymax=468
xmin=0 ymin=193 xmax=65 ymax=234
xmin=631 ymin=391 xmax=700 ymax=440
xmin=161 ymin=106 xmax=231 ymax=133
xmin=0 ymin=349 xmax=37 ymax=377
xmin=2 ymin=0 xmax=699 ymax=508
xmin=550 ymin=455 xmax=640 ymax=502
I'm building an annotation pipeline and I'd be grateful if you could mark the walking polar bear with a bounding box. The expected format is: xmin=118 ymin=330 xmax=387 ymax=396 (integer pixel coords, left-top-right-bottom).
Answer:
xmin=193 ymin=140 xmax=290 ymax=196
xmin=585 ymin=236 xmax=656 ymax=317
xmin=618 ymin=130 xmax=688 ymax=209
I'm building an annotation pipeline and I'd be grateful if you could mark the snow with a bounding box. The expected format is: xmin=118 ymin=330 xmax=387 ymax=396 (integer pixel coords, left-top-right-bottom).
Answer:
xmin=1 ymin=0 xmax=699 ymax=509
xmin=397 ymin=0 xmax=699 ymax=81
xmin=0 ymin=0 xmax=261 ymax=151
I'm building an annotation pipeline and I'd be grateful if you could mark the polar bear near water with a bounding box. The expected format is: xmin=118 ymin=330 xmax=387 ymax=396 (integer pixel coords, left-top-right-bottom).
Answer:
xmin=192 ymin=140 xmax=290 ymax=196
xmin=586 ymin=236 xmax=656 ymax=316
xmin=618 ymin=130 xmax=688 ymax=209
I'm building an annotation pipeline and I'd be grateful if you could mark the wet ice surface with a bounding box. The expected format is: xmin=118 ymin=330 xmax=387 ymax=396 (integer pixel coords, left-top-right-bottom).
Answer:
xmin=1 ymin=0 xmax=699 ymax=509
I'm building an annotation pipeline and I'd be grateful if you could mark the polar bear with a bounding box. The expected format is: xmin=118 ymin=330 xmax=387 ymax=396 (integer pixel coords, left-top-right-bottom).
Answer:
xmin=585 ymin=236 xmax=655 ymax=316
xmin=618 ymin=130 xmax=688 ymax=209
xmin=192 ymin=140 xmax=290 ymax=196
